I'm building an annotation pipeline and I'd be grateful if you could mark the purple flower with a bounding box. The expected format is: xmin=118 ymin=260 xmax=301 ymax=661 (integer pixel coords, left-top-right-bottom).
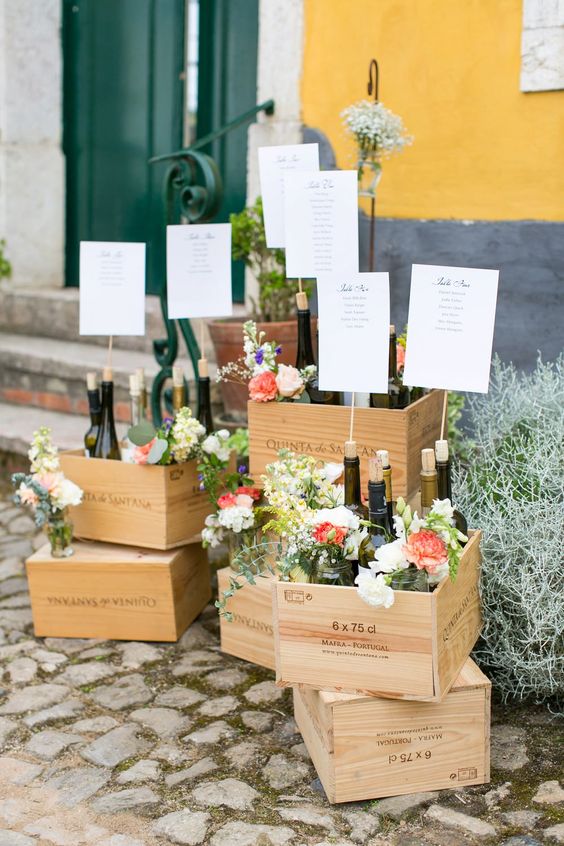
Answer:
xmin=238 ymin=464 xmax=248 ymax=474
xmin=255 ymin=349 xmax=264 ymax=365
xmin=197 ymin=473 xmax=204 ymax=481
xmin=162 ymin=417 xmax=174 ymax=432
xmin=275 ymin=345 xmax=282 ymax=355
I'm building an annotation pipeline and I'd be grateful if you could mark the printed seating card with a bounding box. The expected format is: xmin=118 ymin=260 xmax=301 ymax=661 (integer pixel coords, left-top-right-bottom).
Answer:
xmin=402 ymin=264 xmax=500 ymax=393
xmin=317 ymin=273 xmax=390 ymax=394
xmin=284 ymin=170 xmax=359 ymax=278
xmin=79 ymin=241 xmax=146 ymax=336
xmin=166 ymin=223 xmax=232 ymax=319
xmin=258 ymin=143 xmax=319 ymax=248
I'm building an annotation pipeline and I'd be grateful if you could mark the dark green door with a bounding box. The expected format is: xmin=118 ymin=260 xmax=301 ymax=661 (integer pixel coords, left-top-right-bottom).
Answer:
xmin=197 ymin=0 xmax=259 ymax=302
xmin=63 ymin=0 xmax=186 ymax=294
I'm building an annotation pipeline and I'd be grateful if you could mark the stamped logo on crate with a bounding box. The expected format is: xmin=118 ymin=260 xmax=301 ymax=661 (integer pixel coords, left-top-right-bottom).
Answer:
xmin=441 ymin=583 xmax=479 ymax=642
xmin=83 ymin=491 xmax=153 ymax=510
xmin=265 ymin=437 xmax=378 ymax=459
xmin=46 ymin=594 xmax=158 ymax=609
xmin=232 ymin=612 xmax=273 ymax=635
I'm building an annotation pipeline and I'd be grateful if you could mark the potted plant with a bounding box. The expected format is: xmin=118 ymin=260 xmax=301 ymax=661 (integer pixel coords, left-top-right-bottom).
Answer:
xmin=208 ymin=197 xmax=312 ymax=420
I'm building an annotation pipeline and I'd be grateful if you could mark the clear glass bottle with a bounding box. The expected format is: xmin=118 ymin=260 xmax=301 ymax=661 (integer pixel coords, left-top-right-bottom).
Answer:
xmin=315 ymin=558 xmax=355 ymax=586
xmin=295 ymin=292 xmax=342 ymax=405
xmin=93 ymin=367 xmax=121 ymax=460
xmin=84 ymin=372 xmax=101 ymax=457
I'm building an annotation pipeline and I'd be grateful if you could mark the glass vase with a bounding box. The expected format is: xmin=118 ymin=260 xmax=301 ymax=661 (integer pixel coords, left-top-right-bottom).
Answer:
xmin=314 ymin=558 xmax=355 ymax=587
xmin=46 ymin=511 xmax=74 ymax=558
xmin=357 ymin=154 xmax=382 ymax=199
xmin=228 ymin=528 xmax=259 ymax=573
xmin=389 ymin=567 xmax=429 ymax=593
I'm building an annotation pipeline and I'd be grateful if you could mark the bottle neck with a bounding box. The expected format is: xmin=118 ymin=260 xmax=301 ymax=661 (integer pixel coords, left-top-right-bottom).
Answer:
xmin=382 ymin=466 xmax=392 ymax=503
xmin=100 ymin=381 xmax=115 ymax=423
xmin=368 ymin=480 xmax=388 ymax=527
xmin=436 ymin=461 xmax=452 ymax=501
xmin=172 ymin=385 xmax=185 ymax=414
xmin=197 ymin=377 xmax=214 ymax=434
xmin=420 ymin=472 xmax=438 ymax=512
xmin=389 ymin=333 xmax=398 ymax=379
xmin=130 ymin=395 xmax=141 ymax=427
xmin=87 ymin=389 xmax=101 ymax=423
xmin=296 ymin=309 xmax=316 ymax=369
xmin=344 ymin=457 xmax=362 ymax=506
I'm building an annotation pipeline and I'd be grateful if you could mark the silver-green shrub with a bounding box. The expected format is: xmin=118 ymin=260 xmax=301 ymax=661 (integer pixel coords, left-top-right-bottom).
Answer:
xmin=453 ymin=356 xmax=564 ymax=703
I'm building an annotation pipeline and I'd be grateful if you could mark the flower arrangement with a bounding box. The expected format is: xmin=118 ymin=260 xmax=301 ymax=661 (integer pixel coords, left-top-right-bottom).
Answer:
xmin=11 ymin=427 xmax=83 ymax=557
xmin=217 ymin=321 xmax=316 ymax=404
xmin=341 ymin=99 xmax=412 ymax=202
xmin=355 ymin=497 xmax=467 ymax=609
xmin=126 ymin=407 xmax=230 ymax=466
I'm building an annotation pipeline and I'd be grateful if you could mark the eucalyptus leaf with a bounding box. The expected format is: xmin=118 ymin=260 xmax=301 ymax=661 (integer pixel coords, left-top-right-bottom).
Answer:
xmin=128 ymin=420 xmax=157 ymax=446
xmin=294 ymin=390 xmax=311 ymax=404
xmin=147 ymin=438 xmax=169 ymax=464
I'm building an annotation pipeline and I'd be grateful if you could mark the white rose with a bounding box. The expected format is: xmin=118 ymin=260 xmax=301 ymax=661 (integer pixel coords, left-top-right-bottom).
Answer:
xmin=373 ymin=539 xmax=409 ymax=573
xmin=431 ymin=498 xmax=454 ymax=522
xmin=202 ymin=434 xmax=220 ymax=455
xmin=355 ymin=572 xmax=395 ymax=609
xmin=313 ymin=505 xmax=359 ymax=530
xmin=52 ymin=477 xmax=83 ymax=509
xmin=320 ymin=462 xmax=344 ymax=484
xmin=275 ymin=364 xmax=304 ymax=398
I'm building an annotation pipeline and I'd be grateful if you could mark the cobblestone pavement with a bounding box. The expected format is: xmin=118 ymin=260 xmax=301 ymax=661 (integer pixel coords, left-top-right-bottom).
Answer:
xmin=0 ymin=493 xmax=562 ymax=846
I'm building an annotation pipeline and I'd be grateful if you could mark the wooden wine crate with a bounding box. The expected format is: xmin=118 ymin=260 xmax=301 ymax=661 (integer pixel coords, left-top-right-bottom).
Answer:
xmin=273 ymin=530 xmax=482 ymax=702
xmin=26 ymin=539 xmax=211 ymax=642
xmin=59 ymin=450 xmax=211 ymax=549
xmin=294 ymin=657 xmax=491 ymax=804
xmin=248 ymin=390 xmax=444 ymax=500
xmin=217 ymin=567 xmax=276 ymax=670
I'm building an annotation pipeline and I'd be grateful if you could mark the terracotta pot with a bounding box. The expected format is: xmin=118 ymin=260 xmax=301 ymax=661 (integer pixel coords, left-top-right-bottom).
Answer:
xmin=208 ymin=318 xmax=302 ymax=419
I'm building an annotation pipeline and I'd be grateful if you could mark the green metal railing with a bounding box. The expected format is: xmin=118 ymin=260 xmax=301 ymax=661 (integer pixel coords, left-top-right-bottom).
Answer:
xmin=148 ymin=99 xmax=275 ymax=425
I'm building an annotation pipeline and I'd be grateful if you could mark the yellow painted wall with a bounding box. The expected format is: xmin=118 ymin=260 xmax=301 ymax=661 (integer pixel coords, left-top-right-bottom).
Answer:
xmin=301 ymin=0 xmax=564 ymax=221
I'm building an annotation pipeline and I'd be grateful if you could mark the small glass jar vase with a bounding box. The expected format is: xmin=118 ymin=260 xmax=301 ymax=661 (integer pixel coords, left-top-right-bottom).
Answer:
xmin=228 ymin=528 xmax=258 ymax=573
xmin=390 ymin=567 xmax=429 ymax=593
xmin=46 ymin=510 xmax=74 ymax=558
xmin=314 ymin=558 xmax=355 ymax=587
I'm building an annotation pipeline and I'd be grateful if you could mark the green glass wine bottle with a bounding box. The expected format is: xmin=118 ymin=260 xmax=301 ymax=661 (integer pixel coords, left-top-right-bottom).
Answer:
xmin=84 ymin=372 xmax=101 ymax=457
xmin=367 ymin=456 xmax=391 ymax=556
xmin=376 ymin=448 xmax=395 ymax=529
xmin=435 ymin=439 xmax=468 ymax=537
xmin=420 ymin=448 xmax=438 ymax=517
xmin=93 ymin=367 xmax=121 ymax=460
xmin=197 ymin=358 xmax=214 ymax=434
xmin=370 ymin=325 xmax=410 ymax=409
xmin=295 ymin=292 xmax=342 ymax=405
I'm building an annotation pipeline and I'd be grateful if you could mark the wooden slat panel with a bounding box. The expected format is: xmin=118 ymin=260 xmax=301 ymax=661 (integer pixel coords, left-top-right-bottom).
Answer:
xmin=218 ymin=568 xmax=276 ymax=670
xmin=293 ymin=688 xmax=337 ymax=803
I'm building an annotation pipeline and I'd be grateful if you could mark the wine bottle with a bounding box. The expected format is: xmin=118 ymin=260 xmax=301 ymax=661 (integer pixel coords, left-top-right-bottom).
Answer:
xmin=172 ymin=365 xmax=185 ymax=414
xmin=197 ymin=358 xmax=214 ymax=434
xmin=435 ymin=439 xmax=468 ymax=536
xmin=370 ymin=325 xmax=410 ymax=409
xmin=420 ymin=448 xmax=438 ymax=517
xmin=84 ymin=372 xmax=101 ymax=457
xmin=367 ymin=456 xmax=391 ymax=555
xmin=295 ymin=292 xmax=342 ymax=405
xmin=129 ymin=373 xmax=141 ymax=427
xmin=93 ymin=367 xmax=121 ymax=460
xmin=376 ymin=448 xmax=394 ymax=528
xmin=344 ymin=440 xmax=368 ymax=578
xmin=409 ymin=386 xmax=424 ymax=404
xmin=136 ymin=367 xmax=147 ymax=419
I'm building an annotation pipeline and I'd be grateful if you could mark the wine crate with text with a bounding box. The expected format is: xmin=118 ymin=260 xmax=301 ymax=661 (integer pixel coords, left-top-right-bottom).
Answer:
xmin=274 ymin=530 xmax=482 ymax=702
xmin=59 ymin=450 xmax=211 ymax=549
xmin=248 ymin=390 xmax=444 ymax=500
xmin=217 ymin=568 xmax=275 ymax=670
xmin=26 ymin=539 xmax=211 ymax=641
xmin=294 ymin=657 xmax=490 ymax=804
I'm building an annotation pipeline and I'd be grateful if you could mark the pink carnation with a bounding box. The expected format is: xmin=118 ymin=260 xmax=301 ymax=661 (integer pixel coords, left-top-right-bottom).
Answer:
xmin=249 ymin=370 xmax=278 ymax=403
xmin=402 ymin=529 xmax=448 ymax=574
xmin=133 ymin=439 xmax=155 ymax=465
xmin=217 ymin=493 xmax=237 ymax=509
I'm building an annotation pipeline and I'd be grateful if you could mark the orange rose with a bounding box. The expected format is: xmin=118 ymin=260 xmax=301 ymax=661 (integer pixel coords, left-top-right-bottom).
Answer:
xmin=249 ymin=370 xmax=278 ymax=402
xmin=402 ymin=529 xmax=448 ymax=574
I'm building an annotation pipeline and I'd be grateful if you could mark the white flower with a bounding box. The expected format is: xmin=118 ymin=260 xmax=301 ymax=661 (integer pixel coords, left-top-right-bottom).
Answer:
xmin=170 ymin=408 xmax=205 ymax=463
xmin=312 ymin=505 xmax=359 ymax=530
xmin=373 ymin=538 xmax=409 ymax=573
xmin=431 ymin=499 xmax=454 ymax=522
xmin=320 ymin=462 xmax=344 ymax=484
xmin=202 ymin=433 xmax=231 ymax=462
xmin=344 ymin=527 xmax=368 ymax=561
xmin=409 ymin=512 xmax=424 ymax=534
xmin=355 ymin=572 xmax=395 ymax=609
xmin=392 ymin=514 xmax=406 ymax=542
xmin=51 ymin=477 xmax=83 ymax=509
xmin=217 ymin=505 xmax=254 ymax=534
xmin=427 ymin=561 xmax=450 ymax=586
xmin=217 ymin=429 xmax=230 ymax=441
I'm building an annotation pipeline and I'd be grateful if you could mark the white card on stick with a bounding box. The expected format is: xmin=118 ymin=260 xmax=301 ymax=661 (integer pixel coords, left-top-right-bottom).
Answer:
xmin=402 ymin=264 xmax=499 ymax=393
xmin=258 ymin=143 xmax=319 ymax=247
xmin=284 ymin=170 xmax=359 ymax=278
xmin=79 ymin=241 xmax=146 ymax=336
xmin=166 ymin=223 xmax=232 ymax=319
xmin=317 ymin=272 xmax=390 ymax=394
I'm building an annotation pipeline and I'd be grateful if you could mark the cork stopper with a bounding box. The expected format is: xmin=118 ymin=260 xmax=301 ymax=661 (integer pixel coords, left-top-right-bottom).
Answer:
xmin=368 ymin=456 xmax=383 ymax=483
xmin=421 ymin=448 xmax=436 ymax=473
xmin=389 ymin=324 xmax=396 ymax=335
xmin=102 ymin=367 xmax=113 ymax=382
xmin=136 ymin=367 xmax=145 ymax=389
xmin=376 ymin=448 xmax=389 ymax=468
xmin=435 ymin=439 xmax=449 ymax=463
xmin=86 ymin=372 xmax=97 ymax=391
xmin=172 ymin=365 xmax=184 ymax=387
xmin=198 ymin=358 xmax=209 ymax=378
xmin=129 ymin=373 xmax=140 ymax=396
xmin=296 ymin=291 xmax=308 ymax=310
xmin=344 ymin=440 xmax=357 ymax=459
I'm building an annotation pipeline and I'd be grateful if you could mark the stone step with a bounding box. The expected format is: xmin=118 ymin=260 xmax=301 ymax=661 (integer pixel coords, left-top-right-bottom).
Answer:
xmin=0 ymin=333 xmax=219 ymax=422
xmin=0 ymin=287 xmax=217 ymax=359
xmin=0 ymin=402 xmax=108 ymax=460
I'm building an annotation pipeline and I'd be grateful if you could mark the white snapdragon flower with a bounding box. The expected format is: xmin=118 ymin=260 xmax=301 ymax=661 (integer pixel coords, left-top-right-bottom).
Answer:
xmin=431 ymin=499 xmax=454 ymax=522
xmin=171 ymin=408 xmax=206 ymax=463
xmin=373 ymin=539 xmax=409 ymax=573
xmin=355 ymin=572 xmax=395 ymax=609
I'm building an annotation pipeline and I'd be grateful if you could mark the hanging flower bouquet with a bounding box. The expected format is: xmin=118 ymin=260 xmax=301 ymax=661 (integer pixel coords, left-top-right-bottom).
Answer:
xmin=217 ymin=321 xmax=316 ymax=404
xmin=355 ymin=497 xmax=468 ymax=609
xmin=341 ymin=99 xmax=412 ymax=196
xmin=11 ymin=427 xmax=83 ymax=557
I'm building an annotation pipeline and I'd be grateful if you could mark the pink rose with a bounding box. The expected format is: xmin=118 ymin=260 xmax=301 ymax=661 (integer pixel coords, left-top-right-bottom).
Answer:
xmin=133 ymin=439 xmax=155 ymax=465
xmin=218 ymin=493 xmax=238 ymax=509
xmin=18 ymin=484 xmax=39 ymax=507
xmin=396 ymin=343 xmax=406 ymax=374
xmin=235 ymin=493 xmax=254 ymax=509
xmin=249 ymin=370 xmax=278 ymax=402
xmin=34 ymin=472 xmax=60 ymax=494
xmin=402 ymin=529 xmax=448 ymax=574
xmin=236 ymin=486 xmax=261 ymax=501
xmin=275 ymin=364 xmax=304 ymax=399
